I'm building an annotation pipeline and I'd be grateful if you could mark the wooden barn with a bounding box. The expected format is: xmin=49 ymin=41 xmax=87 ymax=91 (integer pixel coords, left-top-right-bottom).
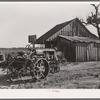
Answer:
xmin=36 ymin=18 xmax=100 ymax=62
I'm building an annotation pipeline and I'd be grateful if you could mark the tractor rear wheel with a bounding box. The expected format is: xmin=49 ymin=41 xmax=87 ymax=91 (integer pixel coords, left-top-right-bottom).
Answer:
xmin=33 ymin=59 xmax=49 ymax=80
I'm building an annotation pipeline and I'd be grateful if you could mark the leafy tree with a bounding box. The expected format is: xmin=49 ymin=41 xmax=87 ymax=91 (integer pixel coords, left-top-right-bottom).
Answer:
xmin=82 ymin=4 xmax=100 ymax=38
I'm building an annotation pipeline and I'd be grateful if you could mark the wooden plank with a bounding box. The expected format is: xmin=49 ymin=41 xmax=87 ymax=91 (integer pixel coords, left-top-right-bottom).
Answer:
xmin=95 ymin=44 xmax=97 ymax=61
xmin=91 ymin=43 xmax=93 ymax=61
xmin=91 ymin=43 xmax=94 ymax=61
xmin=95 ymin=46 xmax=97 ymax=61
xmin=77 ymin=43 xmax=79 ymax=62
xmin=84 ymin=43 xmax=86 ymax=61
xmin=80 ymin=44 xmax=82 ymax=62
xmin=98 ymin=44 xmax=100 ymax=61
xmin=97 ymin=44 xmax=99 ymax=61
xmin=79 ymin=43 xmax=81 ymax=62
xmin=97 ymin=44 xmax=98 ymax=61
xmin=87 ymin=43 xmax=89 ymax=61
xmin=97 ymin=45 xmax=99 ymax=60
xmin=81 ymin=43 xmax=84 ymax=61
xmin=98 ymin=45 xmax=100 ymax=61
xmin=76 ymin=44 xmax=78 ymax=62
xmin=98 ymin=45 xmax=99 ymax=60
xmin=83 ymin=43 xmax=85 ymax=61
xmin=94 ymin=44 xmax=96 ymax=61
xmin=83 ymin=43 xmax=85 ymax=62
xmin=95 ymin=44 xmax=98 ymax=61
xmin=85 ymin=43 xmax=87 ymax=61
xmin=89 ymin=43 xmax=92 ymax=61
xmin=89 ymin=43 xmax=91 ymax=61
xmin=93 ymin=43 xmax=95 ymax=61
xmin=81 ymin=44 xmax=83 ymax=61
xmin=84 ymin=44 xmax=86 ymax=61
xmin=88 ymin=43 xmax=90 ymax=61
xmin=98 ymin=45 xmax=100 ymax=60
xmin=99 ymin=45 xmax=100 ymax=60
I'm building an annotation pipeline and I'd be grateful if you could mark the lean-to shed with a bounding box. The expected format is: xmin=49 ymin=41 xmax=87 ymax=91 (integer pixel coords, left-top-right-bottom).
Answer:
xmin=57 ymin=35 xmax=100 ymax=62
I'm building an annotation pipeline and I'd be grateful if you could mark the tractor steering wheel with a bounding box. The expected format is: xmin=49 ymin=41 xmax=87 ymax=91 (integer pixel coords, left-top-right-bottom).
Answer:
xmin=25 ymin=44 xmax=32 ymax=51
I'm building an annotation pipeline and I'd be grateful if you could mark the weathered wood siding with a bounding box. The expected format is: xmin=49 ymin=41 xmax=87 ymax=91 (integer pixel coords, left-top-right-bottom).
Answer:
xmin=46 ymin=19 xmax=97 ymax=42
xmin=75 ymin=42 xmax=100 ymax=62
xmin=57 ymin=38 xmax=76 ymax=62
xmin=57 ymin=37 xmax=100 ymax=62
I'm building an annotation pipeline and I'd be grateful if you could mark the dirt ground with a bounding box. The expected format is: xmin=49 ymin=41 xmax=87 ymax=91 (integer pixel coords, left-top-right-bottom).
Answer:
xmin=0 ymin=61 xmax=100 ymax=89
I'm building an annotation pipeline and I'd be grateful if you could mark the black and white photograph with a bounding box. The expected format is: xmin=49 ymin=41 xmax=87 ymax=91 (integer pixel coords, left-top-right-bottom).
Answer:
xmin=0 ymin=1 xmax=100 ymax=91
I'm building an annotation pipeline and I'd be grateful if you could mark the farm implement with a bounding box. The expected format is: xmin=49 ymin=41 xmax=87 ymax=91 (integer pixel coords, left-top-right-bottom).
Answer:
xmin=0 ymin=45 xmax=60 ymax=82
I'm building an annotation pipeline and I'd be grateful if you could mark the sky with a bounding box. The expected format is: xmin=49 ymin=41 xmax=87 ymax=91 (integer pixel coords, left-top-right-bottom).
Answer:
xmin=0 ymin=2 xmax=99 ymax=48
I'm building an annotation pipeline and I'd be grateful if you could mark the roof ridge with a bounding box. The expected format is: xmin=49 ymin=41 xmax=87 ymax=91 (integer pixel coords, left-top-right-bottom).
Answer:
xmin=56 ymin=18 xmax=75 ymax=26
xmin=36 ymin=19 xmax=74 ymax=43
xmin=75 ymin=18 xmax=98 ymax=39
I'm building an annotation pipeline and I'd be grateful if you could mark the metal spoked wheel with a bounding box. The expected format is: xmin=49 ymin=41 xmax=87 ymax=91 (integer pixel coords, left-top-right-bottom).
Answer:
xmin=34 ymin=59 xmax=49 ymax=80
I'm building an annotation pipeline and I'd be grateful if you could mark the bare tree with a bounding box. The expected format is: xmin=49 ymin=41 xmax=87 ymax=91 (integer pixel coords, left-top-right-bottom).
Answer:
xmin=82 ymin=4 xmax=100 ymax=38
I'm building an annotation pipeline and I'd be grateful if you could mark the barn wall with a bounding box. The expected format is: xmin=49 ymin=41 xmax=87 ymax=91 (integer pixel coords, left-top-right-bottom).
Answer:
xmin=75 ymin=42 xmax=100 ymax=62
xmin=47 ymin=19 xmax=97 ymax=43
xmin=75 ymin=43 xmax=87 ymax=62
xmin=46 ymin=36 xmax=100 ymax=62
xmin=60 ymin=20 xmax=96 ymax=38
xmin=57 ymin=37 xmax=100 ymax=62
xmin=57 ymin=38 xmax=76 ymax=62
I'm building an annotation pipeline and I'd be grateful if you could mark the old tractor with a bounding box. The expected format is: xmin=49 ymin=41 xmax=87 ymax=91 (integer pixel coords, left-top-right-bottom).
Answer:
xmin=7 ymin=45 xmax=60 ymax=81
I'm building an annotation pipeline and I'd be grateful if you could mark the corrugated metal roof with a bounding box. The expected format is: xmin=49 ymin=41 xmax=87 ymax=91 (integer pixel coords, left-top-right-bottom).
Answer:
xmin=59 ymin=35 xmax=100 ymax=43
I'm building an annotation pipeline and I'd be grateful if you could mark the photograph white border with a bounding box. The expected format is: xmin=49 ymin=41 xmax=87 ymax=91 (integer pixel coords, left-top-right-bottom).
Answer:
xmin=0 ymin=1 xmax=100 ymax=98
